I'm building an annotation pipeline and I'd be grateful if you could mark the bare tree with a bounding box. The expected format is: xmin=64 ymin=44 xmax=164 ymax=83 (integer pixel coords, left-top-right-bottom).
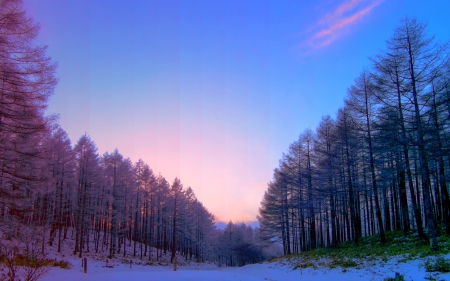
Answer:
xmin=0 ymin=0 xmax=57 ymax=225
xmin=383 ymin=18 xmax=448 ymax=250
xmin=347 ymin=71 xmax=386 ymax=243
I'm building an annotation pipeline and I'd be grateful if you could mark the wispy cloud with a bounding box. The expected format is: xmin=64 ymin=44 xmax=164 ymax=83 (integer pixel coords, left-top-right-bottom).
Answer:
xmin=303 ymin=0 xmax=384 ymax=51
xmin=320 ymin=0 xmax=362 ymax=25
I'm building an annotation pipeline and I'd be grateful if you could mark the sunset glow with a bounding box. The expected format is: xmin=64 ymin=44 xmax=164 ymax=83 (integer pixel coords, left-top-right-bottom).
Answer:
xmin=23 ymin=0 xmax=450 ymax=224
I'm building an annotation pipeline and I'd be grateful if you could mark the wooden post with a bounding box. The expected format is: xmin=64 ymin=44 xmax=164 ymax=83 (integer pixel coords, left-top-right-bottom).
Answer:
xmin=299 ymin=258 xmax=303 ymax=275
xmin=130 ymin=260 xmax=132 ymax=269
xmin=173 ymin=257 xmax=177 ymax=271
xmin=84 ymin=257 xmax=87 ymax=273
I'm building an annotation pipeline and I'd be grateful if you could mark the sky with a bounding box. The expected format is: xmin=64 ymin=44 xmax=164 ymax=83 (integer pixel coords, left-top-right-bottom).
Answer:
xmin=23 ymin=0 xmax=450 ymax=223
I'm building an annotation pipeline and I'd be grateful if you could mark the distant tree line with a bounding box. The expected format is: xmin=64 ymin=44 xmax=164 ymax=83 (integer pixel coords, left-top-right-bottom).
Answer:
xmin=0 ymin=0 xmax=272 ymax=269
xmin=214 ymin=221 xmax=281 ymax=267
xmin=259 ymin=18 xmax=450 ymax=253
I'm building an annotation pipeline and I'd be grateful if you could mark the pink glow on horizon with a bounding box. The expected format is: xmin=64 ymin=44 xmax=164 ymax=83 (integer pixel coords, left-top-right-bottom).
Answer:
xmin=120 ymin=124 xmax=271 ymax=223
xmin=82 ymin=72 xmax=272 ymax=223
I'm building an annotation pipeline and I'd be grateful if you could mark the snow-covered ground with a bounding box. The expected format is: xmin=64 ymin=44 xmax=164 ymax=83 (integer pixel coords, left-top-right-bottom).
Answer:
xmin=7 ymin=230 xmax=446 ymax=280
xmin=40 ymin=255 xmax=450 ymax=281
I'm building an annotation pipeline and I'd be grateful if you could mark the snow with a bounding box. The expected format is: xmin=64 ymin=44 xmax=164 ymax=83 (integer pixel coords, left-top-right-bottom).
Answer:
xmin=40 ymin=255 xmax=450 ymax=281
xmin=19 ymin=232 xmax=448 ymax=281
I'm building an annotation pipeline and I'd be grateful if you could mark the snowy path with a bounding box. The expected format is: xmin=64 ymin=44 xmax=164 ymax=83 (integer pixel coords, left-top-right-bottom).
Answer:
xmin=40 ymin=258 xmax=450 ymax=281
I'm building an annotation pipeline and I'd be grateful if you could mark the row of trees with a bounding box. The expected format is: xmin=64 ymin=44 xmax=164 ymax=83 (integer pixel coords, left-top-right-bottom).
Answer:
xmin=2 ymin=123 xmax=219 ymax=262
xmin=3 ymin=122 xmax=274 ymax=266
xmin=0 ymin=0 xmax=218 ymax=258
xmin=259 ymin=18 xmax=450 ymax=254
xmin=0 ymin=1 xmax=272 ymax=271
xmin=41 ymin=130 xmax=218 ymax=262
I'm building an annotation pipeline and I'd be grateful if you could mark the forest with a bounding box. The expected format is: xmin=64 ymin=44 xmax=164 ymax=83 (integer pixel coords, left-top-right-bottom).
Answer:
xmin=2 ymin=0 xmax=450 ymax=280
xmin=258 ymin=18 xmax=450 ymax=254
xmin=0 ymin=2 xmax=269 ymax=279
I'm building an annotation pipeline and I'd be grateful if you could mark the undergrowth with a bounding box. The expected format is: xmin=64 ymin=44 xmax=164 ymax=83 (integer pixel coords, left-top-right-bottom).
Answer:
xmin=51 ymin=259 xmax=73 ymax=269
xmin=271 ymin=230 xmax=450 ymax=270
xmin=425 ymin=256 xmax=450 ymax=273
xmin=384 ymin=272 xmax=405 ymax=281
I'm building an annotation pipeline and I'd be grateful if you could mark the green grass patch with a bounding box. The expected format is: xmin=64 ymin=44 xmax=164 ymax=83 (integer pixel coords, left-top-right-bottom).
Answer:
xmin=328 ymin=257 xmax=358 ymax=269
xmin=273 ymin=230 xmax=450 ymax=271
xmin=424 ymin=256 xmax=450 ymax=273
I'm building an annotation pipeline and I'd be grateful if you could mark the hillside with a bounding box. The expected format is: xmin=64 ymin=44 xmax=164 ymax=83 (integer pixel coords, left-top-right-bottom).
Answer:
xmin=271 ymin=230 xmax=450 ymax=280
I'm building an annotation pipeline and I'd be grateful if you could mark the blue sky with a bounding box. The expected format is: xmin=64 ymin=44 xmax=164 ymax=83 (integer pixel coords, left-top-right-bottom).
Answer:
xmin=24 ymin=0 xmax=450 ymax=222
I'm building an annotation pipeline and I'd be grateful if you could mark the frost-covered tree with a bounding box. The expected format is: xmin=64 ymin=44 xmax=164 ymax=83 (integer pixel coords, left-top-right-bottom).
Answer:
xmin=0 ymin=0 xmax=57 ymax=226
xmin=73 ymin=134 xmax=101 ymax=257
xmin=44 ymin=126 xmax=75 ymax=252
xmin=259 ymin=18 xmax=450 ymax=253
